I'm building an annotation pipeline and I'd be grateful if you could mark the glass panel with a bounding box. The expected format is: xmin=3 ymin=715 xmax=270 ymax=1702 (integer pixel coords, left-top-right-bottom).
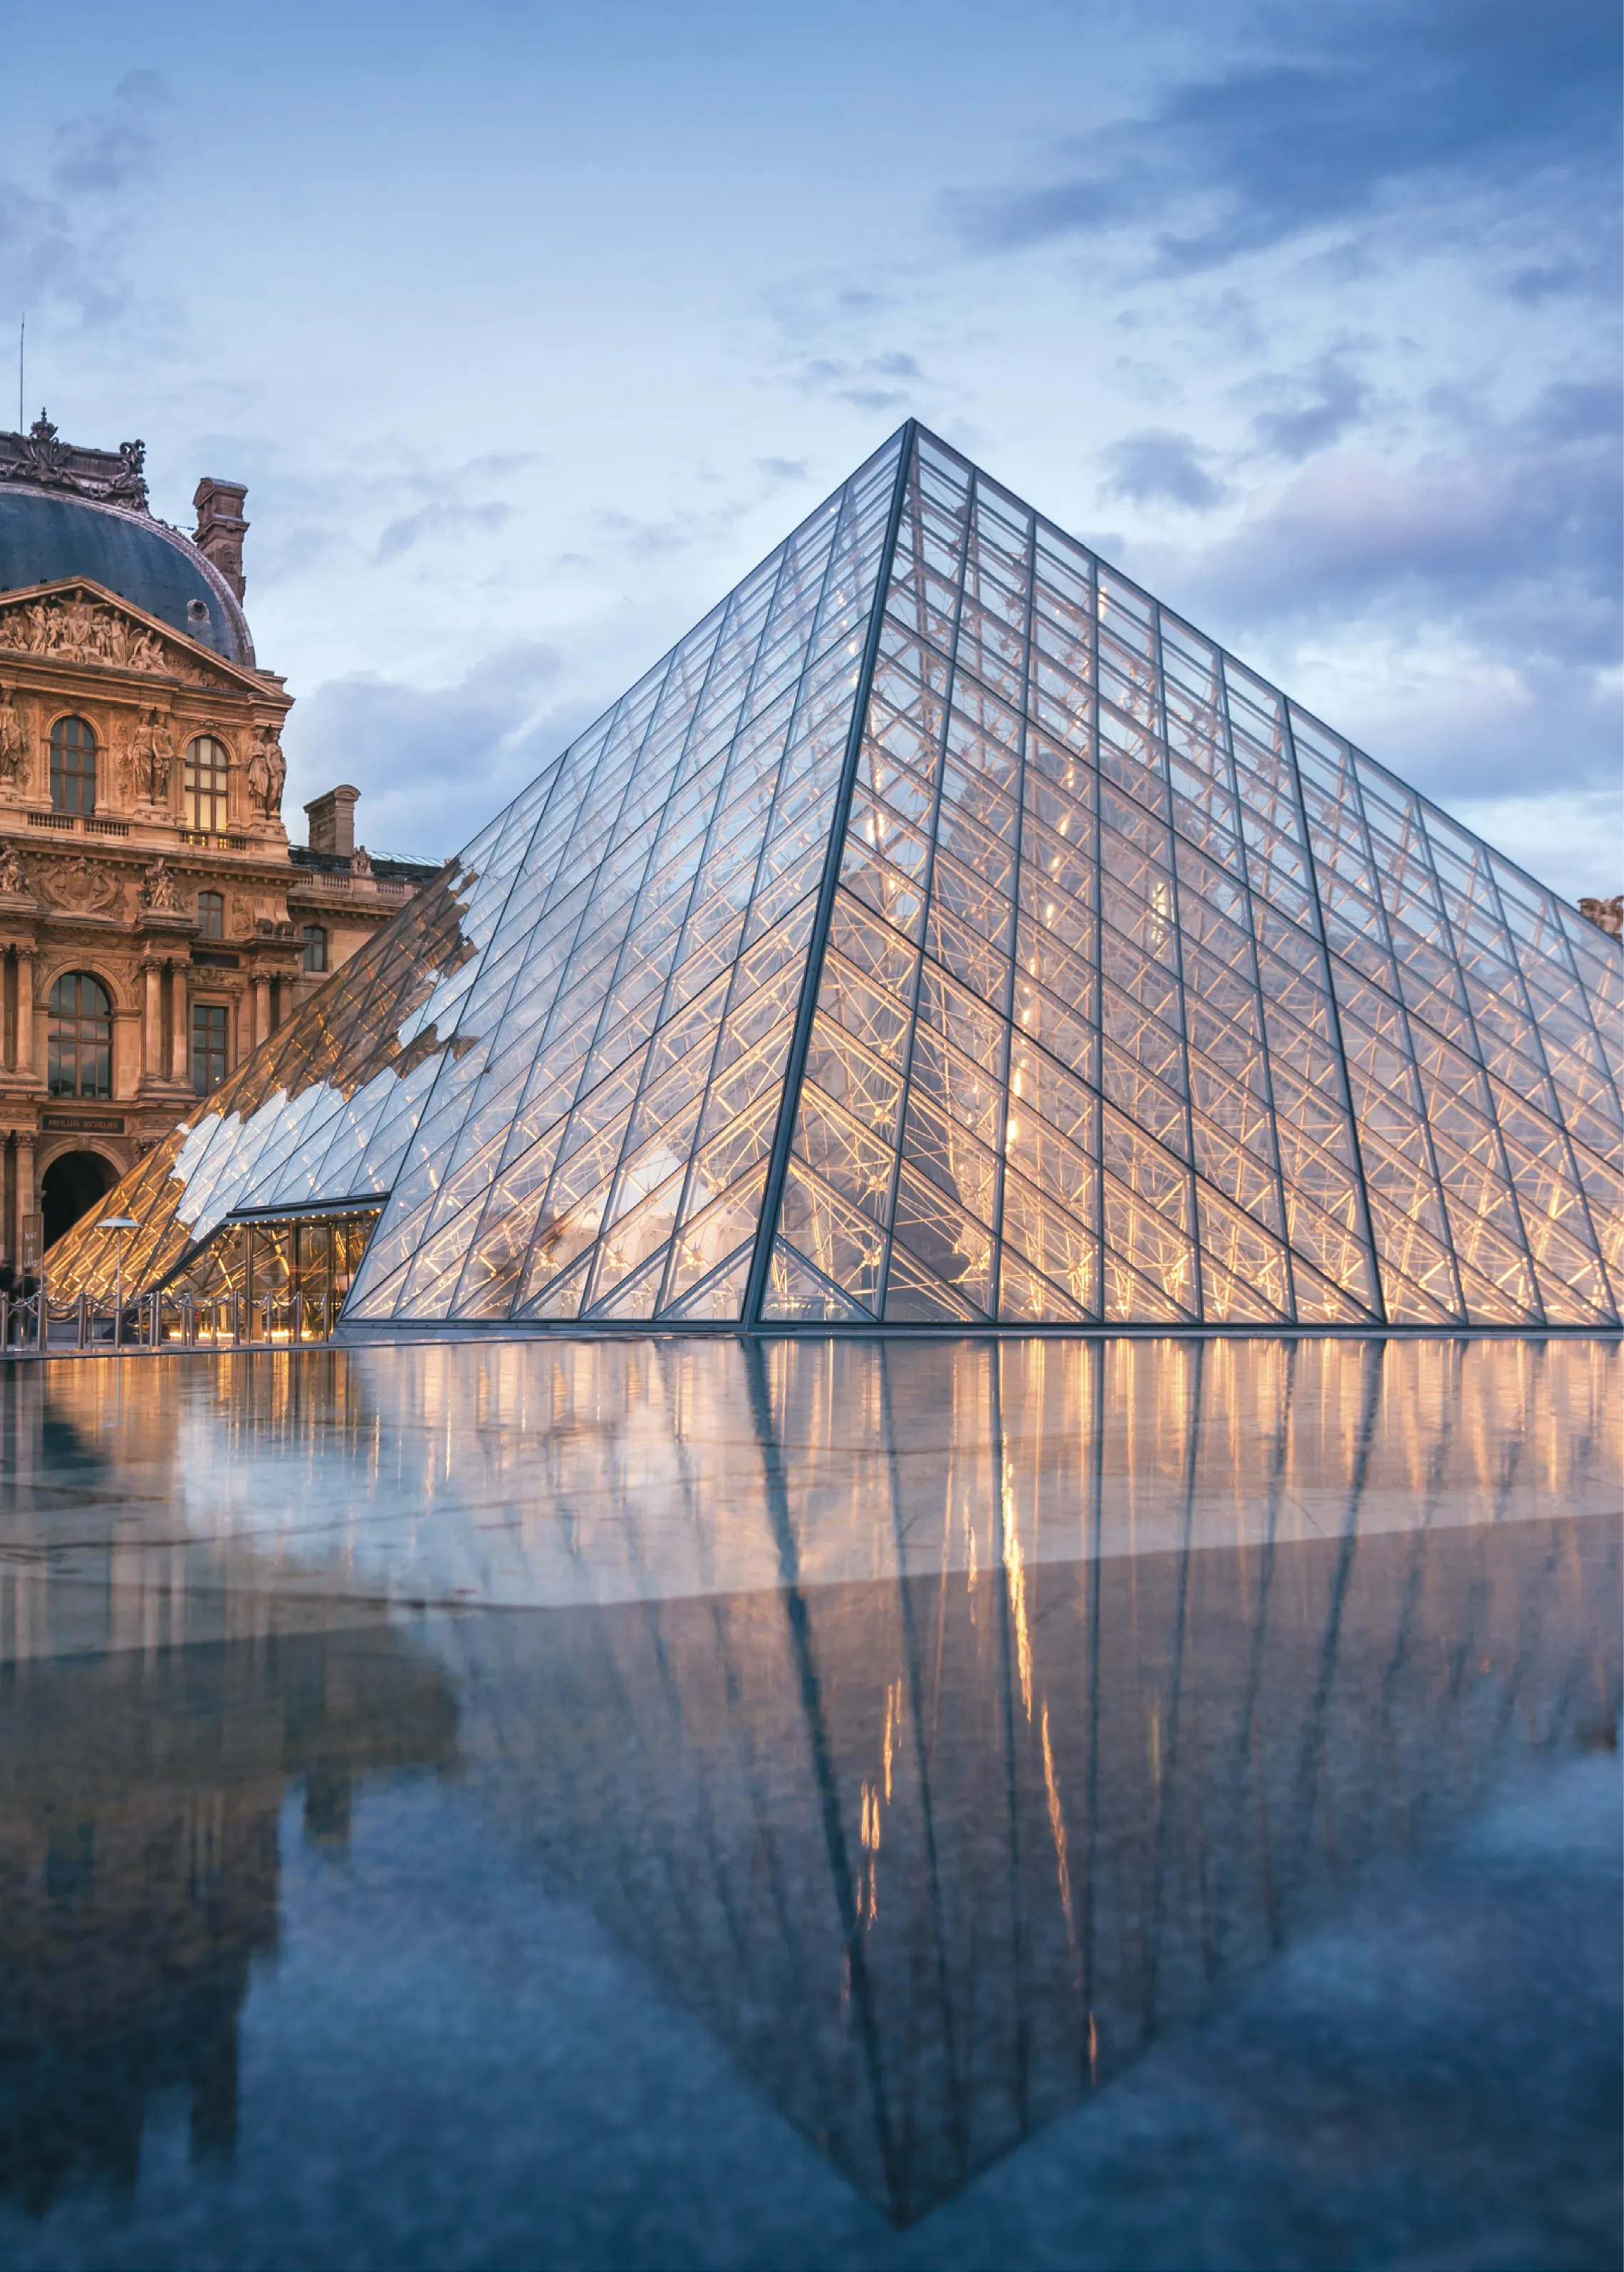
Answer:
xmin=761 ymin=1235 xmax=874 ymax=1322
xmin=889 ymin=1163 xmax=995 ymax=1314
xmin=1001 ymin=1168 xmax=1098 ymax=1314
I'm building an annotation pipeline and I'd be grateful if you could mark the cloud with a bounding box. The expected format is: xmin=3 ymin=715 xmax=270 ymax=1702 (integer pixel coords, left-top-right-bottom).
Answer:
xmin=592 ymin=451 xmax=824 ymax=561
xmin=377 ymin=499 xmax=512 ymax=562
xmin=1449 ymin=786 xmax=1620 ymax=904
xmin=1248 ymin=351 xmax=1373 ymax=462
xmin=796 ymin=350 xmax=922 ymax=412
xmin=1103 ymin=428 xmax=1227 ymax=511
xmin=0 ymin=72 xmax=174 ymax=332
xmin=949 ymin=0 xmax=1620 ymax=279
xmin=0 ymin=180 xmax=112 ymax=326
xmin=1174 ymin=380 xmax=1620 ymax=656
xmin=285 ymin=641 xmax=573 ymax=859
xmin=1118 ymin=379 xmax=1620 ymax=811
xmin=51 ymin=71 xmax=170 ymax=196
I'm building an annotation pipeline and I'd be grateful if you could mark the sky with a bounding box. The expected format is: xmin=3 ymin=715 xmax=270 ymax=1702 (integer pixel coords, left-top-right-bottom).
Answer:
xmin=2 ymin=0 xmax=1618 ymax=899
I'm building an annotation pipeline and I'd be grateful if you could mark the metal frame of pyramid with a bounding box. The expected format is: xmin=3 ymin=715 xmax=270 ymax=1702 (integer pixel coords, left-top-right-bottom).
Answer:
xmin=47 ymin=422 xmax=1624 ymax=1331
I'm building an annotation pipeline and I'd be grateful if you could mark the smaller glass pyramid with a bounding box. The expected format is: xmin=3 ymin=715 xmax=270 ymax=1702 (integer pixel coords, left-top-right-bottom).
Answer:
xmin=48 ymin=424 xmax=1623 ymax=1329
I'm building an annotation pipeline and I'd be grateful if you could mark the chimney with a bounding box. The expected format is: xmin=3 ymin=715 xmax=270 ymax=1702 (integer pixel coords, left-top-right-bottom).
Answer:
xmin=305 ymin=784 xmax=360 ymax=859
xmin=193 ymin=477 xmax=249 ymax=600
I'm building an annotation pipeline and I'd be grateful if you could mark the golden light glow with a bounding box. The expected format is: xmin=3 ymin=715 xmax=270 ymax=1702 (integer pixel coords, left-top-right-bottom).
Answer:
xmin=1041 ymin=1699 xmax=1075 ymax=1947
xmin=1002 ymin=1452 xmax=1033 ymax=1721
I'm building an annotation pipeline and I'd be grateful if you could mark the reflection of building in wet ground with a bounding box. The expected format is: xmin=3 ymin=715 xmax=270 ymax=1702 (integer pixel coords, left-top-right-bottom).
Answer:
xmin=0 ymin=1354 xmax=386 ymax=1656
xmin=0 ymin=1563 xmax=456 ymax=2213
xmin=11 ymin=1336 xmax=1617 ymax=1616
xmin=444 ymin=1508 xmax=1618 ymax=2222
xmin=0 ymin=1337 xmax=1616 ymax=2226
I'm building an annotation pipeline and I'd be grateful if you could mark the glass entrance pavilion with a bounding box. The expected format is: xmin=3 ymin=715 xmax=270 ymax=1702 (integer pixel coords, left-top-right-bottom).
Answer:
xmin=45 ymin=424 xmax=1623 ymax=1333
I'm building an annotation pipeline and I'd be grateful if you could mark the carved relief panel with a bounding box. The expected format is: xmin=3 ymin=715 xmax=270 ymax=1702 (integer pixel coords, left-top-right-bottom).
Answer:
xmin=42 ymin=857 xmax=124 ymax=916
xmin=0 ymin=591 xmax=184 ymax=677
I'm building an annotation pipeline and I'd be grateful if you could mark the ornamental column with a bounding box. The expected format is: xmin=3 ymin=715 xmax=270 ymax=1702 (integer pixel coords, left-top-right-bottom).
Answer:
xmin=170 ymin=968 xmax=190 ymax=1085
xmin=143 ymin=963 xmax=162 ymax=1079
xmin=16 ymin=1132 xmax=35 ymax=1256
xmin=135 ymin=897 xmax=197 ymax=1090
xmin=16 ymin=952 xmax=34 ymax=1079
xmin=254 ymin=975 xmax=271 ymax=1049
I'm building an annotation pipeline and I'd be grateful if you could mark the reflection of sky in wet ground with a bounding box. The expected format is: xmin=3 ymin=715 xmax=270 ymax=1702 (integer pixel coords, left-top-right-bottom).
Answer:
xmin=0 ymin=1337 xmax=1618 ymax=2268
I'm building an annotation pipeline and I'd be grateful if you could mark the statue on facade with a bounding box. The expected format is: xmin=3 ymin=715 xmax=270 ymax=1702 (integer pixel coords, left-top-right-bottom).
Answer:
xmin=349 ymin=842 xmax=373 ymax=879
xmin=247 ymin=728 xmax=286 ymax=818
xmin=0 ymin=843 xmax=31 ymax=897
xmin=0 ymin=688 xmax=26 ymax=792
xmin=137 ymin=856 xmax=184 ymax=914
xmin=127 ymin=706 xmax=175 ymax=806
xmin=53 ymin=594 xmax=101 ymax=662
xmin=1579 ymin=894 xmax=1623 ymax=940
xmin=110 ymin=439 xmax=148 ymax=505
xmin=0 ymin=415 xmax=150 ymax=512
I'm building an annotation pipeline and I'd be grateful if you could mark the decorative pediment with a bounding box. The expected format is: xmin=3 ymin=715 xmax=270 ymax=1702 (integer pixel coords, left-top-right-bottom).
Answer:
xmin=0 ymin=581 xmax=269 ymax=697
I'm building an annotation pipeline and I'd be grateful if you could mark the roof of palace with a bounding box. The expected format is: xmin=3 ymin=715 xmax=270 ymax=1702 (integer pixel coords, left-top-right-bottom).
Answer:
xmin=0 ymin=420 xmax=254 ymax=666
xmin=44 ymin=420 xmax=1624 ymax=1332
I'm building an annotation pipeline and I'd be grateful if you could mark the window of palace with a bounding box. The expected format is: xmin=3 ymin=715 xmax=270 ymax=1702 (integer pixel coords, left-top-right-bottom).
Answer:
xmin=302 ymin=924 xmax=328 ymax=972
xmin=184 ymin=735 xmax=231 ymax=832
xmin=192 ymin=1000 xmax=230 ymax=1094
xmin=198 ymin=890 xmax=225 ymax=940
xmin=49 ymin=717 xmax=97 ymax=815
xmin=48 ymin=973 xmax=113 ymax=1098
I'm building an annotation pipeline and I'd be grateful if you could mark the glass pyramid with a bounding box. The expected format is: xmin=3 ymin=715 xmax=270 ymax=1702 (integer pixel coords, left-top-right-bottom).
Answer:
xmin=48 ymin=425 xmax=1624 ymax=1329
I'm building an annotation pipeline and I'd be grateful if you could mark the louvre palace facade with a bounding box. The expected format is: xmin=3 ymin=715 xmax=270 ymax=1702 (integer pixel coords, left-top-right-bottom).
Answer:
xmin=44 ymin=422 xmax=1624 ymax=1334
xmin=0 ymin=416 xmax=436 ymax=1264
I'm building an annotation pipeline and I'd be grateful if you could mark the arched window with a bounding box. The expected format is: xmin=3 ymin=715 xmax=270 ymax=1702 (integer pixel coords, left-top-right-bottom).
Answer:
xmin=48 ymin=973 xmax=113 ymax=1099
xmin=302 ymin=924 xmax=328 ymax=973
xmin=49 ymin=717 xmax=97 ymax=815
xmin=185 ymin=735 xmax=231 ymax=832
xmin=198 ymin=890 xmax=225 ymax=939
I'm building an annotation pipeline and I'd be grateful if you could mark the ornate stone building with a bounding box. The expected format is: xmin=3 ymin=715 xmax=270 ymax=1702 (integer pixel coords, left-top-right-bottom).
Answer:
xmin=0 ymin=415 xmax=436 ymax=1261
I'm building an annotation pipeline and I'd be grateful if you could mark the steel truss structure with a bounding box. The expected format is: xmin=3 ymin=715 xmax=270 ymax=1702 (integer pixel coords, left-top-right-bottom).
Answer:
xmin=46 ymin=425 xmax=1624 ymax=1329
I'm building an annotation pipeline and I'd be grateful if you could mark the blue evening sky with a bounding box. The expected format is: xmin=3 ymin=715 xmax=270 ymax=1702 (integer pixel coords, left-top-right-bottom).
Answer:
xmin=4 ymin=1 xmax=1618 ymax=898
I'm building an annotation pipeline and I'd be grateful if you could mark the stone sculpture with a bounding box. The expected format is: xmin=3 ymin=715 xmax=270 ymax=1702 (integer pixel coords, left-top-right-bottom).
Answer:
xmin=127 ymin=707 xmax=175 ymax=806
xmin=137 ymin=857 xmax=184 ymax=914
xmin=247 ymin=729 xmax=286 ymax=819
xmin=0 ymin=688 xmax=26 ymax=792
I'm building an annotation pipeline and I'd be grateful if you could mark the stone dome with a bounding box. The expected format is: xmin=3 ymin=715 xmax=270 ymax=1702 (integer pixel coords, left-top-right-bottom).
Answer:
xmin=0 ymin=484 xmax=255 ymax=666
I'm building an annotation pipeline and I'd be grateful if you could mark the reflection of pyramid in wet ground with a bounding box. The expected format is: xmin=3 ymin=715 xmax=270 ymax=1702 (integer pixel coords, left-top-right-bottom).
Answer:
xmin=53 ymin=423 xmax=1624 ymax=1326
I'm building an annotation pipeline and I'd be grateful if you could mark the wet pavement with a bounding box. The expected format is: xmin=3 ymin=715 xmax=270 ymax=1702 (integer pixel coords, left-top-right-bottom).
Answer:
xmin=0 ymin=1335 xmax=1618 ymax=2269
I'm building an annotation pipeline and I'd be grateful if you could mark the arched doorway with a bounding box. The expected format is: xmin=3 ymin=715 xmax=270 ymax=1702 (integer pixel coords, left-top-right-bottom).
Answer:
xmin=41 ymin=1151 xmax=118 ymax=1249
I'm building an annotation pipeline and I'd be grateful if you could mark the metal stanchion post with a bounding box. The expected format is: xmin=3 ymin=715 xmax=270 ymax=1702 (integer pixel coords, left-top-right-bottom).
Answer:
xmin=98 ymin=1218 xmax=139 ymax=1358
